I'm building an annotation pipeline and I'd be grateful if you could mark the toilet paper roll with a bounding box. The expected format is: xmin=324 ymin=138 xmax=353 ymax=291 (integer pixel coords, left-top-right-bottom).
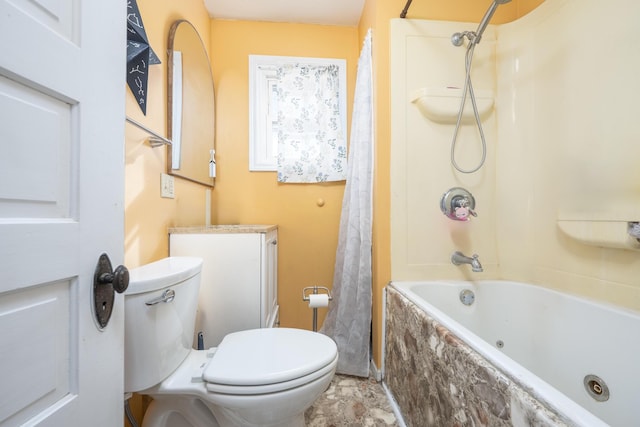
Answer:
xmin=308 ymin=294 xmax=329 ymax=308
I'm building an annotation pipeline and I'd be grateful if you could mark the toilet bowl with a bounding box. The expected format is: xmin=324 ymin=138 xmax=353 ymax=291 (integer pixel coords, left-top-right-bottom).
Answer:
xmin=124 ymin=257 xmax=338 ymax=427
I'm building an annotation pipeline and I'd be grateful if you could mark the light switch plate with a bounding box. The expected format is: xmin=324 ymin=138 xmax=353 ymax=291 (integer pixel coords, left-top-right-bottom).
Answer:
xmin=161 ymin=173 xmax=175 ymax=199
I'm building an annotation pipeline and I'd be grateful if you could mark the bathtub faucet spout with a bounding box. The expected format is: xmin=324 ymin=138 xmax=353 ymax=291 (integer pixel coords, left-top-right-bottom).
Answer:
xmin=451 ymin=251 xmax=483 ymax=272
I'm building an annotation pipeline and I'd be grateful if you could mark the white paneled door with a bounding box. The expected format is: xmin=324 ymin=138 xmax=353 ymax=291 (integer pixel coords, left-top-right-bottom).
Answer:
xmin=0 ymin=0 xmax=126 ymax=425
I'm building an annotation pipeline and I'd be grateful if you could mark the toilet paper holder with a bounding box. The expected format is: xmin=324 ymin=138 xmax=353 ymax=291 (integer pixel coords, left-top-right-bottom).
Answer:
xmin=302 ymin=286 xmax=333 ymax=332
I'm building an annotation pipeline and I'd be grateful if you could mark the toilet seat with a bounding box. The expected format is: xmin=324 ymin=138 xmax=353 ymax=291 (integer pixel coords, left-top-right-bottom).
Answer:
xmin=203 ymin=328 xmax=337 ymax=395
xmin=204 ymin=354 xmax=337 ymax=395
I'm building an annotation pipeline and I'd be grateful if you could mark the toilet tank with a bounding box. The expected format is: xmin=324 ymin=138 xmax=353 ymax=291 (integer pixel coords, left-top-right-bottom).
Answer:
xmin=124 ymin=257 xmax=203 ymax=393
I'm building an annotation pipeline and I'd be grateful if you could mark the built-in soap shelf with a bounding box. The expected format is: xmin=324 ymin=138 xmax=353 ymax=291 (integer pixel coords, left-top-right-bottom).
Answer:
xmin=557 ymin=220 xmax=640 ymax=251
xmin=411 ymin=87 xmax=494 ymax=124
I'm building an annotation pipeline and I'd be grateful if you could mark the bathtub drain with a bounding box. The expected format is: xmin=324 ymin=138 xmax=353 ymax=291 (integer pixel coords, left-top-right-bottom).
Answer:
xmin=584 ymin=375 xmax=609 ymax=402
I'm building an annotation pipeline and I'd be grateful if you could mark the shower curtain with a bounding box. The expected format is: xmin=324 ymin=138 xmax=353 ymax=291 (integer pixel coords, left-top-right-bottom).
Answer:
xmin=320 ymin=29 xmax=373 ymax=378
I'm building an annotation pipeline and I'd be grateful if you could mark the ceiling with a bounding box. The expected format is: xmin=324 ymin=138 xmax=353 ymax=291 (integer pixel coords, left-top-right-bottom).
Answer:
xmin=203 ymin=0 xmax=366 ymax=26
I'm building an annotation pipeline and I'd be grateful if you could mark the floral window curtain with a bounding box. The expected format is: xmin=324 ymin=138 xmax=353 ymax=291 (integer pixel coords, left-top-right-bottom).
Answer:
xmin=276 ymin=63 xmax=347 ymax=183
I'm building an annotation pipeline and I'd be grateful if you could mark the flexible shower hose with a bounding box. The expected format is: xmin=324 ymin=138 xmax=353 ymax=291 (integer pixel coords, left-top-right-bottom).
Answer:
xmin=450 ymin=41 xmax=487 ymax=174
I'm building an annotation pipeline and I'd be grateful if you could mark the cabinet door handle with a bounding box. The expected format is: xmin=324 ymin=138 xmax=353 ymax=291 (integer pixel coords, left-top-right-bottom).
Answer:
xmin=271 ymin=240 xmax=277 ymax=245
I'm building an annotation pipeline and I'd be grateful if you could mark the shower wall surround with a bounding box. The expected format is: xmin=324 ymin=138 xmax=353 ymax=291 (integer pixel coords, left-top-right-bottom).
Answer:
xmin=390 ymin=18 xmax=500 ymax=281
xmin=390 ymin=0 xmax=640 ymax=311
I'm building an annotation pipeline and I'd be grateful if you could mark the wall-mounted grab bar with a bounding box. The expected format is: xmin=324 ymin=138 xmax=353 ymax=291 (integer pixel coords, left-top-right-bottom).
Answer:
xmin=125 ymin=116 xmax=172 ymax=147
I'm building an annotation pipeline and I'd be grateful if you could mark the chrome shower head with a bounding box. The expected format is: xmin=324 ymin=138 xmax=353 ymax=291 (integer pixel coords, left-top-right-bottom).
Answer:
xmin=451 ymin=0 xmax=512 ymax=47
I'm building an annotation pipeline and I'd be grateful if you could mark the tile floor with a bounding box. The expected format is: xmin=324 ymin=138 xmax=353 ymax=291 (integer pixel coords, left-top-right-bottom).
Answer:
xmin=305 ymin=374 xmax=400 ymax=427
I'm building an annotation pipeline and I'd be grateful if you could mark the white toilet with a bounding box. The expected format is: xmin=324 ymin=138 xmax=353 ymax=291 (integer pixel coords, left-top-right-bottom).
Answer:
xmin=124 ymin=257 xmax=338 ymax=427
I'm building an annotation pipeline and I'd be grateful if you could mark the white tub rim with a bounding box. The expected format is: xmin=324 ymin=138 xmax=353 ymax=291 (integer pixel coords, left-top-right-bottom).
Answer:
xmin=388 ymin=280 xmax=613 ymax=427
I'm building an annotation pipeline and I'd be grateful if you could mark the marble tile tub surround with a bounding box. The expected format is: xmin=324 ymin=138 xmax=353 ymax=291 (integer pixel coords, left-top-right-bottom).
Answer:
xmin=384 ymin=286 xmax=573 ymax=427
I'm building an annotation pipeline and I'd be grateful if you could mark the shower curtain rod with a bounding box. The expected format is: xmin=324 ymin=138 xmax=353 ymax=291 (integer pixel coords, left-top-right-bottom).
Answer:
xmin=400 ymin=0 xmax=413 ymax=18
xmin=125 ymin=116 xmax=172 ymax=146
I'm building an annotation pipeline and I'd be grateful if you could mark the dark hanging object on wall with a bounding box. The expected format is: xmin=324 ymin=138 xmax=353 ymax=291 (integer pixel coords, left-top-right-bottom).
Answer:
xmin=400 ymin=0 xmax=413 ymax=18
xmin=126 ymin=0 xmax=161 ymax=115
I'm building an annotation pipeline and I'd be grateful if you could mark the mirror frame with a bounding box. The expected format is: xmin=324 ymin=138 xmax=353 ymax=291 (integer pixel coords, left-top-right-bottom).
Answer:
xmin=167 ymin=19 xmax=215 ymax=188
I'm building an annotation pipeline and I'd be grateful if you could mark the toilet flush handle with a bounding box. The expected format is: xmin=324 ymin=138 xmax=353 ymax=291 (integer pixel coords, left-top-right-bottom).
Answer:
xmin=145 ymin=289 xmax=176 ymax=306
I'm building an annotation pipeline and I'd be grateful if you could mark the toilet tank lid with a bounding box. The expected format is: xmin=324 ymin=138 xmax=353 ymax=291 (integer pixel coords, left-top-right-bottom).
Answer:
xmin=126 ymin=257 xmax=203 ymax=295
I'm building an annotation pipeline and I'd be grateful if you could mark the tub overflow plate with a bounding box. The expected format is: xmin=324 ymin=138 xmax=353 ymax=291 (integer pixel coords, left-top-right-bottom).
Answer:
xmin=459 ymin=289 xmax=475 ymax=306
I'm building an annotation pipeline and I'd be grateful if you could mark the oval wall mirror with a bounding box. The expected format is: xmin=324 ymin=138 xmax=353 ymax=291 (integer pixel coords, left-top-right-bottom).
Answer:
xmin=167 ymin=19 xmax=215 ymax=187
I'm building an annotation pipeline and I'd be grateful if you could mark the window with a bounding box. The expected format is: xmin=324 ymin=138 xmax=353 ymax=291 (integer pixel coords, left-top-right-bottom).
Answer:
xmin=249 ymin=55 xmax=347 ymax=182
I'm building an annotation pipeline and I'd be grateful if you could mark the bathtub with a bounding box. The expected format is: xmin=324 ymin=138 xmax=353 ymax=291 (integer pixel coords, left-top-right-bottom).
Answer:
xmin=385 ymin=281 xmax=640 ymax=427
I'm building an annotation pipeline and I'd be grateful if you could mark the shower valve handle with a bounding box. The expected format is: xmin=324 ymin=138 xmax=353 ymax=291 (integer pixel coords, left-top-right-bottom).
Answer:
xmin=441 ymin=187 xmax=477 ymax=222
xmin=454 ymin=197 xmax=477 ymax=219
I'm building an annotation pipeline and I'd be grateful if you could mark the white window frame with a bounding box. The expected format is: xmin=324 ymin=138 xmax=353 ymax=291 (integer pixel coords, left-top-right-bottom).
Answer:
xmin=248 ymin=55 xmax=347 ymax=171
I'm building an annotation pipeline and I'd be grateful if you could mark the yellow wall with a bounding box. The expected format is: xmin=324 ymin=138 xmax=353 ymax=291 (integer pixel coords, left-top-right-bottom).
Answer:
xmin=125 ymin=0 xmax=213 ymax=270
xmin=389 ymin=0 xmax=543 ymax=22
xmin=209 ymin=20 xmax=358 ymax=331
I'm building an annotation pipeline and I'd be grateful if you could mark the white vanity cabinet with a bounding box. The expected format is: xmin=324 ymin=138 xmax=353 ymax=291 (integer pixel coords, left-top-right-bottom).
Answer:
xmin=169 ymin=225 xmax=278 ymax=348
